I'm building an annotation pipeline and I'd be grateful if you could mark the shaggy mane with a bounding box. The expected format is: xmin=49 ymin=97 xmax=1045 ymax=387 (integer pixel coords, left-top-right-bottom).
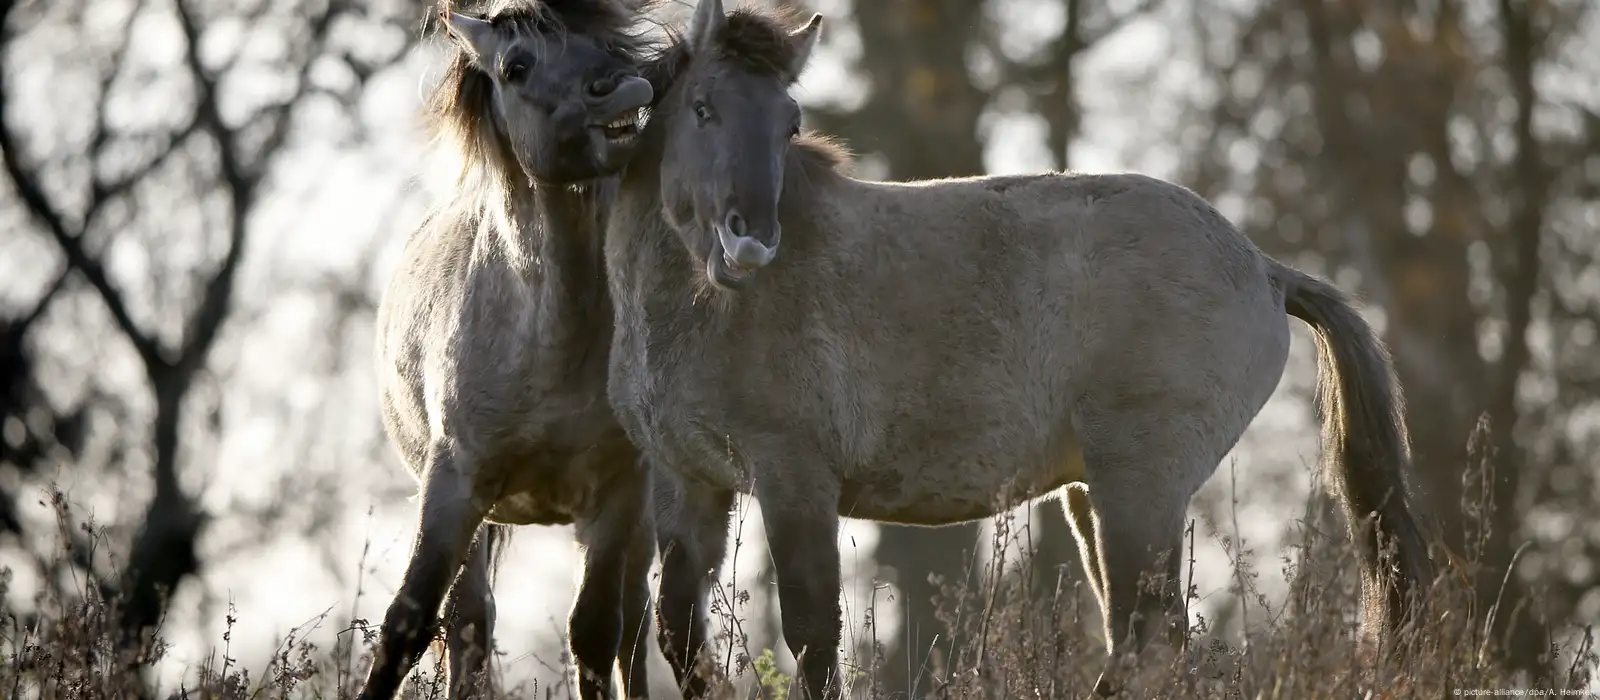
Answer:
xmin=794 ymin=130 xmax=853 ymax=175
xmin=713 ymin=7 xmax=805 ymax=81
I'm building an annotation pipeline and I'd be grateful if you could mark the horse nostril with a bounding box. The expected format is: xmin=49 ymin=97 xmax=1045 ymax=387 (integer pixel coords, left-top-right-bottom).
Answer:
xmin=587 ymin=78 xmax=615 ymax=98
xmin=726 ymin=212 xmax=746 ymax=238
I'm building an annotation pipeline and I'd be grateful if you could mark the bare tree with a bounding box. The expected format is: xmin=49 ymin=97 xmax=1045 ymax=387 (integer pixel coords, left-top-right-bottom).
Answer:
xmin=0 ymin=0 xmax=426 ymax=681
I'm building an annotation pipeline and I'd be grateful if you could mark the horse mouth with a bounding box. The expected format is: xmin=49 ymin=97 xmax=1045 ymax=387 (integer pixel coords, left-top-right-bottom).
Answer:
xmin=599 ymin=109 xmax=641 ymax=145
xmin=708 ymin=240 xmax=754 ymax=290
xmin=722 ymin=252 xmax=751 ymax=278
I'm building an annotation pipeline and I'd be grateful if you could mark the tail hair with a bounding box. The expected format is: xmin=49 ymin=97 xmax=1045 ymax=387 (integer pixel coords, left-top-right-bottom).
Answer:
xmin=484 ymin=523 xmax=512 ymax=583
xmin=426 ymin=523 xmax=512 ymax=671
xmin=1275 ymin=259 xmax=1436 ymax=651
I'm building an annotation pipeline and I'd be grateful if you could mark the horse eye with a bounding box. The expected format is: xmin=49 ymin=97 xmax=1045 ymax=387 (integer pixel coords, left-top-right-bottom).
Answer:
xmin=693 ymin=101 xmax=712 ymax=124
xmin=503 ymin=59 xmax=529 ymax=81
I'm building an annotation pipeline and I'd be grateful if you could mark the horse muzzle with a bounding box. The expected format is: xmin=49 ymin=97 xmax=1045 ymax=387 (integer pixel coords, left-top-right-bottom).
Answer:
xmin=706 ymin=225 xmax=776 ymax=291
xmin=588 ymin=75 xmax=653 ymax=119
xmin=717 ymin=219 xmax=778 ymax=270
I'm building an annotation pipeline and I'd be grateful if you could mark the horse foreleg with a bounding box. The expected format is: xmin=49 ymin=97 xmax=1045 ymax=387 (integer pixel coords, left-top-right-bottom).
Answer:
xmin=757 ymin=479 xmax=843 ymax=700
xmin=653 ymin=475 xmax=735 ymax=698
xmin=570 ymin=466 xmax=655 ymax=700
xmin=443 ymin=524 xmax=498 ymax=699
xmin=360 ymin=443 xmax=488 ymax=700
xmin=1077 ymin=428 xmax=1194 ymax=697
xmin=616 ymin=468 xmax=657 ymax=700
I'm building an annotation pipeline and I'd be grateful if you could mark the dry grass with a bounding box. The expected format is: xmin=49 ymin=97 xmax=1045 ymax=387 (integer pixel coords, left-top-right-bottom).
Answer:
xmin=3 ymin=454 xmax=1595 ymax=700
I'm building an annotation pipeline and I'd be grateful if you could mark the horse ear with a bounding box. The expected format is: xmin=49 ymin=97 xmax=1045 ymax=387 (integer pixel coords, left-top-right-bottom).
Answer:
xmin=445 ymin=12 xmax=502 ymax=66
xmin=688 ymin=0 xmax=725 ymax=54
xmin=787 ymin=14 xmax=823 ymax=79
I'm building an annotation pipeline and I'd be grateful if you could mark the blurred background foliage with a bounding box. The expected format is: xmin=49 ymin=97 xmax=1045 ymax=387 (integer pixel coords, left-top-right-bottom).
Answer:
xmin=0 ymin=0 xmax=1595 ymax=696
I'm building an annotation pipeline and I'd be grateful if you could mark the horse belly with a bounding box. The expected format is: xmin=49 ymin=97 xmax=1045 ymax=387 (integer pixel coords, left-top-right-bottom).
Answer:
xmin=821 ymin=333 xmax=1087 ymax=524
xmin=482 ymin=435 xmax=638 ymax=526
xmin=486 ymin=494 xmax=575 ymax=526
xmin=837 ymin=430 xmax=1087 ymax=526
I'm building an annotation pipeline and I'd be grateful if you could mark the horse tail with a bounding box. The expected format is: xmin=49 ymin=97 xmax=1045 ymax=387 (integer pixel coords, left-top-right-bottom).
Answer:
xmin=483 ymin=523 xmax=512 ymax=584
xmin=424 ymin=523 xmax=509 ymax=599
xmin=426 ymin=523 xmax=512 ymax=668
xmin=1272 ymin=260 xmax=1435 ymax=648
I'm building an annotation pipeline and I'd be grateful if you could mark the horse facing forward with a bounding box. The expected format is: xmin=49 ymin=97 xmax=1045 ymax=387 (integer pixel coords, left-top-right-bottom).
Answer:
xmin=360 ymin=2 xmax=658 ymax=699
xmin=604 ymin=1 xmax=1436 ymax=697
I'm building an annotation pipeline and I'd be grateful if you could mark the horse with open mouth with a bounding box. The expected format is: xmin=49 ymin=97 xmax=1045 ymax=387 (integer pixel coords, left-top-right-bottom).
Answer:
xmin=361 ymin=2 xmax=661 ymax=698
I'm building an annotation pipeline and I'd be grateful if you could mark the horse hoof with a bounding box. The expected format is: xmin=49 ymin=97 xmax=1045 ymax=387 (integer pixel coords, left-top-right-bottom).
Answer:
xmin=1092 ymin=675 xmax=1119 ymax=697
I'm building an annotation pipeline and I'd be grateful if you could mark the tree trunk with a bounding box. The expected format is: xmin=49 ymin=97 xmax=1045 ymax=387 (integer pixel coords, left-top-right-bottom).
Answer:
xmin=116 ymin=376 xmax=204 ymax=660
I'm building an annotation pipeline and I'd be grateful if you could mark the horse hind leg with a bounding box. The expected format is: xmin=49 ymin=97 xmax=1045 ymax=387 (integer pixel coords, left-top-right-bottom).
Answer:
xmin=1074 ymin=413 xmax=1206 ymax=697
xmin=359 ymin=441 xmax=489 ymax=700
xmin=569 ymin=466 xmax=656 ymax=700
xmin=442 ymin=524 xmax=503 ymax=699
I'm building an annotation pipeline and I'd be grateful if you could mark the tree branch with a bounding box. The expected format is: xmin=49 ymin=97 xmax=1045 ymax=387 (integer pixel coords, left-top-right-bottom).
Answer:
xmin=172 ymin=0 xmax=249 ymax=202
xmin=987 ymin=0 xmax=1160 ymax=87
xmin=240 ymin=0 xmax=343 ymax=181
xmin=0 ymin=24 xmax=165 ymax=372
xmin=85 ymin=0 xmax=148 ymax=195
xmin=168 ymin=0 xmax=342 ymax=378
xmin=1082 ymin=0 xmax=1163 ymax=46
xmin=85 ymin=116 xmax=202 ymax=228
xmin=13 ymin=266 xmax=71 ymax=332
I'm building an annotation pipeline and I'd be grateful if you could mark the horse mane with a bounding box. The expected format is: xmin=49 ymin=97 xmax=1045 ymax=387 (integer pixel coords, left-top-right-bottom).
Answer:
xmin=712 ymin=8 xmax=804 ymax=80
xmin=793 ymin=131 xmax=853 ymax=176
xmin=423 ymin=0 xmax=661 ymax=201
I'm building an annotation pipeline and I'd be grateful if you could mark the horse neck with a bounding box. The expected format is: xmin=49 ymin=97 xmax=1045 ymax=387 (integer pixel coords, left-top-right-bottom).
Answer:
xmin=498 ymin=178 xmax=613 ymax=330
xmin=775 ymin=146 xmax=840 ymax=252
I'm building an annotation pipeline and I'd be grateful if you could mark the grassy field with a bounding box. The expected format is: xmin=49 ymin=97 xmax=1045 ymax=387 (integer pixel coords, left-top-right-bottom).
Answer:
xmin=3 ymin=463 xmax=1594 ymax=700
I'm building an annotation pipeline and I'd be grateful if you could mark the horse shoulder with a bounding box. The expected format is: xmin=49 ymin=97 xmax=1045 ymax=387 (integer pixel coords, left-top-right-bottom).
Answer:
xmin=389 ymin=212 xmax=543 ymax=453
xmin=376 ymin=214 xmax=478 ymax=470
